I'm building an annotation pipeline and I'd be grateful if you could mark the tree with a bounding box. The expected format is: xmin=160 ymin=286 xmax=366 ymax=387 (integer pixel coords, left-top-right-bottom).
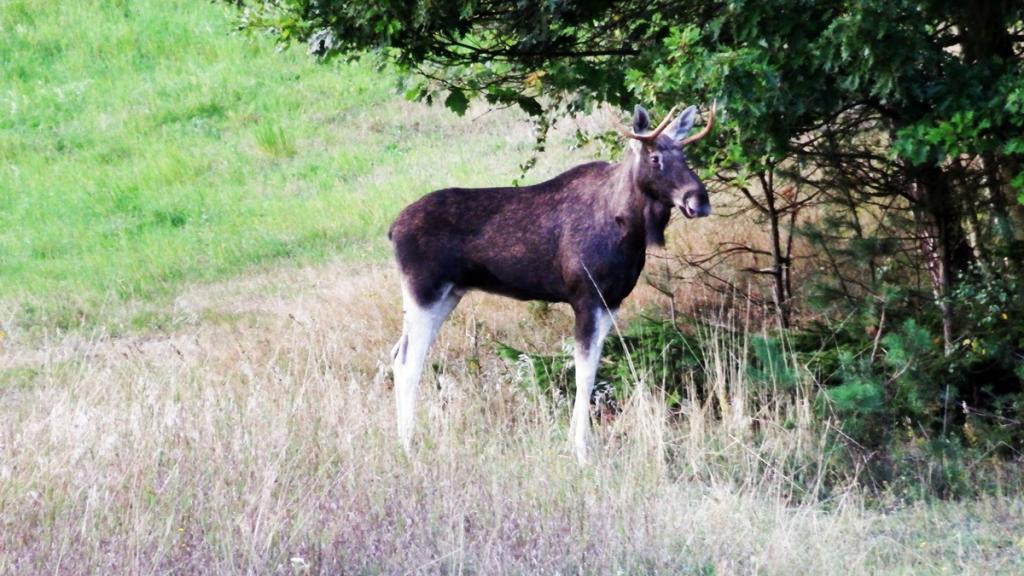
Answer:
xmin=230 ymin=0 xmax=1024 ymax=345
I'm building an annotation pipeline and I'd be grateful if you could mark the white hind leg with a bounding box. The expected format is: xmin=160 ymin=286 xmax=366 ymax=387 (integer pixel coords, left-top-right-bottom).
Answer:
xmin=393 ymin=281 xmax=462 ymax=453
xmin=570 ymin=306 xmax=614 ymax=464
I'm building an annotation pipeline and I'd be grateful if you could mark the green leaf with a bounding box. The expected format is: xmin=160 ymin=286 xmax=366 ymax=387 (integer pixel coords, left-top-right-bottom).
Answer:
xmin=1012 ymin=171 xmax=1024 ymax=196
xmin=516 ymin=96 xmax=543 ymax=117
xmin=495 ymin=342 xmax=525 ymax=363
xmin=444 ymin=88 xmax=470 ymax=116
xmin=827 ymin=379 xmax=884 ymax=414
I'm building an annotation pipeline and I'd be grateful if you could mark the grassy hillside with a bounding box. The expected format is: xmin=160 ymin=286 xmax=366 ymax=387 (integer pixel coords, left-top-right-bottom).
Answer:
xmin=0 ymin=0 xmax=572 ymax=329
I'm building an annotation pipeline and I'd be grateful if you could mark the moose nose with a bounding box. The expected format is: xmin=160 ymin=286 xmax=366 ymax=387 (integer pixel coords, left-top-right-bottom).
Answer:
xmin=688 ymin=196 xmax=711 ymax=217
xmin=680 ymin=194 xmax=711 ymax=218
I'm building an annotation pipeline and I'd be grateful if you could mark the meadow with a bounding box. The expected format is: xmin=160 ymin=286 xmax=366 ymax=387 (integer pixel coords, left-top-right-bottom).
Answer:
xmin=2 ymin=0 xmax=1024 ymax=574
xmin=0 ymin=0 xmax=582 ymax=332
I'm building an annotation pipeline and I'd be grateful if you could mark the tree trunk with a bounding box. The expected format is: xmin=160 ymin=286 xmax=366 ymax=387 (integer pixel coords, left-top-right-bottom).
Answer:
xmin=908 ymin=165 xmax=973 ymax=354
xmin=961 ymin=2 xmax=1024 ymax=260
xmin=761 ymin=173 xmax=791 ymax=328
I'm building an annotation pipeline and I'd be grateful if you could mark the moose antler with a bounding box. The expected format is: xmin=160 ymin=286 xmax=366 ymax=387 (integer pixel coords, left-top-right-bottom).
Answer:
xmin=615 ymin=105 xmax=679 ymax=144
xmin=679 ymin=100 xmax=716 ymax=146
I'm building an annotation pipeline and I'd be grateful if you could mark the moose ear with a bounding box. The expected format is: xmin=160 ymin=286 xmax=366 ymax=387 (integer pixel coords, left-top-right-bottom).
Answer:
xmin=632 ymin=105 xmax=651 ymax=134
xmin=668 ymin=105 xmax=698 ymax=142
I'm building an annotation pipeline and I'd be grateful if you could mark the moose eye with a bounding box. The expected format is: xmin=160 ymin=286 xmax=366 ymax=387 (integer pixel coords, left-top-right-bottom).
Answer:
xmin=650 ymin=153 xmax=662 ymax=170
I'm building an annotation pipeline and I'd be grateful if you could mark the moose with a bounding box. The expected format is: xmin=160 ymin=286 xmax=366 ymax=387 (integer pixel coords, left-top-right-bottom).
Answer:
xmin=389 ymin=102 xmax=715 ymax=462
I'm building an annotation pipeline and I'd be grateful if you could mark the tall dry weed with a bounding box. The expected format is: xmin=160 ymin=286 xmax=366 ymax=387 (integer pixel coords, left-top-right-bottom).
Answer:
xmin=1 ymin=264 xmax=1021 ymax=574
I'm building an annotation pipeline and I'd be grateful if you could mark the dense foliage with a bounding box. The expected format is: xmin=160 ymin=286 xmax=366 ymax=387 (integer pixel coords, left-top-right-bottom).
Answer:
xmin=231 ymin=0 xmax=1024 ymax=495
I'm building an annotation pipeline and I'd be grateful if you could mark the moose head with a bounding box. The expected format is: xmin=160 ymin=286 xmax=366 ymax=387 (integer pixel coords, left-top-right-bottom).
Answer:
xmin=619 ymin=103 xmax=715 ymax=219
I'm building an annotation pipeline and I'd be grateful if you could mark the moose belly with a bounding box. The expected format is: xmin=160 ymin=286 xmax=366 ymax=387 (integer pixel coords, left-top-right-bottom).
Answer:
xmin=460 ymin=259 xmax=570 ymax=303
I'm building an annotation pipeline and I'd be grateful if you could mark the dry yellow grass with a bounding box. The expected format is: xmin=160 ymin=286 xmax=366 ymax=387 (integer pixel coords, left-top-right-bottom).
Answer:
xmin=2 ymin=261 xmax=1023 ymax=574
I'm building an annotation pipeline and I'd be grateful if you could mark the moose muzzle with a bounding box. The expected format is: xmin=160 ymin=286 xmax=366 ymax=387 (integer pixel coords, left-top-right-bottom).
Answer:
xmin=678 ymin=189 xmax=712 ymax=219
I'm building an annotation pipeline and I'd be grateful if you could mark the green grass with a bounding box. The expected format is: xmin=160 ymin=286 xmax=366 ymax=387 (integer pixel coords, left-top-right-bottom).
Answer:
xmin=0 ymin=0 xmax=552 ymax=329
